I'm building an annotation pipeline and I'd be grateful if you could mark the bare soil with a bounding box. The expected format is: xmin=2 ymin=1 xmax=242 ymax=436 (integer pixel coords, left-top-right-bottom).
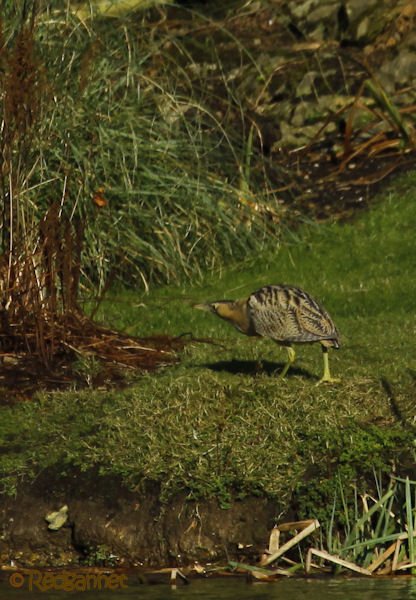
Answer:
xmin=0 ymin=468 xmax=278 ymax=568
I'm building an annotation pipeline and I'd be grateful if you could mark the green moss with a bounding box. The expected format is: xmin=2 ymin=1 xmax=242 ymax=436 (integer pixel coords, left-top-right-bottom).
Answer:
xmin=293 ymin=423 xmax=414 ymax=525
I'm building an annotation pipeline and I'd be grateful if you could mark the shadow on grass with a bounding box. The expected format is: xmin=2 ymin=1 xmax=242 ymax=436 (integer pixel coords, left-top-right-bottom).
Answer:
xmin=199 ymin=359 xmax=315 ymax=380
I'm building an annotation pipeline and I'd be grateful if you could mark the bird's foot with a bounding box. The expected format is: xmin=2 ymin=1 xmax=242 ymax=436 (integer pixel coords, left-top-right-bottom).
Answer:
xmin=316 ymin=375 xmax=341 ymax=386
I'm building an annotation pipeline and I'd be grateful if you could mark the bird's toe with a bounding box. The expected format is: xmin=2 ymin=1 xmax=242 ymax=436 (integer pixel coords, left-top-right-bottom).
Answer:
xmin=315 ymin=376 xmax=341 ymax=386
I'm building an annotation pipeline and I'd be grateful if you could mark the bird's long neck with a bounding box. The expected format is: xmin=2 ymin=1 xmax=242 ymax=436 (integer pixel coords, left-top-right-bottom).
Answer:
xmin=215 ymin=299 xmax=253 ymax=334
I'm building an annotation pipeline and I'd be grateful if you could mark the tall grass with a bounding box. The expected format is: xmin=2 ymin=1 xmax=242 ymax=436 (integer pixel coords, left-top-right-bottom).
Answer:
xmin=0 ymin=2 xmax=280 ymax=293
xmin=323 ymin=473 xmax=416 ymax=573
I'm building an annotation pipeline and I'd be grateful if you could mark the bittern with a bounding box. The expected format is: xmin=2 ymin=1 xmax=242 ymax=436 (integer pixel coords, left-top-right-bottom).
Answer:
xmin=195 ymin=284 xmax=340 ymax=384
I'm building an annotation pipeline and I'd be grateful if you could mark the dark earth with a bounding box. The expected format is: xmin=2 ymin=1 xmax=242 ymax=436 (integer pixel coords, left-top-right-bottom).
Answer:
xmin=0 ymin=469 xmax=278 ymax=568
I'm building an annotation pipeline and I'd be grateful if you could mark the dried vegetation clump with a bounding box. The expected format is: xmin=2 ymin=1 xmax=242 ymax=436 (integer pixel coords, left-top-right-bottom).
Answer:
xmin=0 ymin=18 xmax=186 ymax=397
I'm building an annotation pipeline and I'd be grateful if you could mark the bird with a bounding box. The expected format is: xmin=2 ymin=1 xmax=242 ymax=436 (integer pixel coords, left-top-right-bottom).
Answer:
xmin=194 ymin=284 xmax=340 ymax=384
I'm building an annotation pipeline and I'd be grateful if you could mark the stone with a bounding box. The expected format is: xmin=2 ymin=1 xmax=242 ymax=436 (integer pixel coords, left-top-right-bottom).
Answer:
xmin=391 ymin=50 xmax=416 ymax=84
xmin=346 ymin=0 xmax=378 ymax=24
xmin=296 ymin=71 xmax=319 ymax=97
xmin=356 ymin=16 xmax=370 ymax=40
xmin=307 ymin=3 xmax=339 ymax=25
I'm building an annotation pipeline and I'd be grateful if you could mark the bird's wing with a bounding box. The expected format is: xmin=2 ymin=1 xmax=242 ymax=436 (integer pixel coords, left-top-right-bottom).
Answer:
xmin=248 ymin=285 xmax=338 ymax=343
xmin=290 ymin=296 xmax=338 ymax=342
xmin=248 ymin=301 xmax=287 ymax=339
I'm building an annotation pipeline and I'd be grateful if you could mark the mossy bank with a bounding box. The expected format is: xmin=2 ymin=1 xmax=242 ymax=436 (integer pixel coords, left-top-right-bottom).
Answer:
xmin=0 ymin=173 xmax=416 ymax=567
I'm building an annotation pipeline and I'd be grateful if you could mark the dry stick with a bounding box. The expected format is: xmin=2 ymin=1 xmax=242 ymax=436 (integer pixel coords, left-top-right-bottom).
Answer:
xmin=168 ymin=568 xmax=188 ymax=584
xmin=392 ymin=539 xmax=402 ymax=572
xmin=268 ymin=526 xmax=280 ymax=554
xmin=228 ymin=561 xmax=292 ymax=578
xmin=396 ymin=562 xmax=416 ymax=571
xmin=276 ymin=519 xmax=316 ymax=532
xmin=306 ymin=548 xmax=372 ymax=576
xmin=260 ymin=520 xmax=320 ymax=566
xmin=367 ymin=541 xmax=397 ymax=573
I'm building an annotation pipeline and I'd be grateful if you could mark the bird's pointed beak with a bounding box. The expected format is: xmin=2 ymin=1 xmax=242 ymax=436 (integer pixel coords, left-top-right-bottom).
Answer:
xmin=193 ymin=303 xmax=212 ymax=312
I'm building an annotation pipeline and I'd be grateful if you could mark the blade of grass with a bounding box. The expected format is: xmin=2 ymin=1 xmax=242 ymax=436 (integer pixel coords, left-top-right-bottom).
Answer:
xmin=364 ymin=79 xmax=411 ymax=144
xmin=341 ymin=487 xmax=395 ymax=556
xmin=406 ymin=476 xmax=415 ymax=566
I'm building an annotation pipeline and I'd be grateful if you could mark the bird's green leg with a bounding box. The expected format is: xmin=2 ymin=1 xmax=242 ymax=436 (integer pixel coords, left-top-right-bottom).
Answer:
xmin=316 ymin=346 xmax=340 ymax=385
xmin=279 ymin=345 xmax=296 ymax=379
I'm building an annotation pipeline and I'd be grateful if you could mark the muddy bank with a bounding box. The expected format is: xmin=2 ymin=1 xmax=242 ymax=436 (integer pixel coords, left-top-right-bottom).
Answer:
xmin=0 ymin=469 xmax=279 ymax=568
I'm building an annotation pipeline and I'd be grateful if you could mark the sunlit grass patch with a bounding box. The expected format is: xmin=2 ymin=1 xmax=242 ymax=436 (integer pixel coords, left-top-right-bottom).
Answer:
xmin=1 ymin=172 xmax=415 ymax=509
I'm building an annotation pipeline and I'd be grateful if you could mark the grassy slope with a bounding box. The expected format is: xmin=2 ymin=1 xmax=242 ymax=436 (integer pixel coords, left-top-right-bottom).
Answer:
xmin=1 ymin=173 xmax=415 ymax=525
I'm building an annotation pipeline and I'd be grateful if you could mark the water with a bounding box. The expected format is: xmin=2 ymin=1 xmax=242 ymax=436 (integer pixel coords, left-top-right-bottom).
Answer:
xmin=1 ymin=576 xmax=416 ymax=600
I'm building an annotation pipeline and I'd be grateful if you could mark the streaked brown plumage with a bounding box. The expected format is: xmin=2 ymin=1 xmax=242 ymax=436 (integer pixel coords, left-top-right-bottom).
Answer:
xmin=195 ymin=284 xmax=340 ymax=383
